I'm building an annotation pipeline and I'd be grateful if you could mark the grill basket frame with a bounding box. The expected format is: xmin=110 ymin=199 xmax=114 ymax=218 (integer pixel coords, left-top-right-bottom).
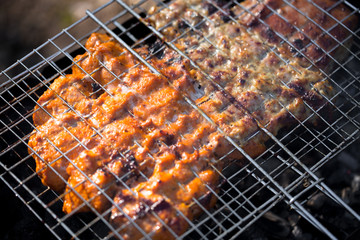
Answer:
xmin=1 ymin=0 xmax=360 ymax=239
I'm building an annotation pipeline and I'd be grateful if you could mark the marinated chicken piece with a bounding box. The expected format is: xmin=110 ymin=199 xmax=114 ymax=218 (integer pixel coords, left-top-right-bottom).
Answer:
xmin=29 ymin=0 xmax=357 ymax=239
xmin=29 ymin=112 xmax=96 ymax=192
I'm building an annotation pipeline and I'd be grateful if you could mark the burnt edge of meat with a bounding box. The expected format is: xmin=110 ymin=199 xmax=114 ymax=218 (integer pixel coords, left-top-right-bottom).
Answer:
xmin=136 ymin=198 xmax=172 ymax=218
xmin=123 ymin=153 xmax=139 ymax=172
xmin=303 ymin=91 xmax=327 ymax=110
xmin=110 ymin=151 xmax=140 ymax=184
xmin=151 ymin=199 xmax=171 ymax=212
xmin=203 ymin=2 xmax=218 ymax=15
xmin=288 ymin=82 xmax=306 ymax=96
xmin=112 ymin=194 xmax=172 ymax=220
xmin=116 ymin=192 xmax=135 ymax=205
xmin=288 ymin=82 xmax=327 ymax=110
xmin=149 ymin=39 xmax=166 ymax=59
xmin=202 ymin=0 xmax=231 ymax=16
xmin=91 ymin=82 xmax=105 ymax=98
xmin=291 ymin=39 xmax=305 ymax=53
xmin=178 ymin=20 xmax=187 ymax=30
xmin=159 ymin=130 xmax=177 ymax=146
xmin=219 ymin=9 xmax=236 ymax=23
xmin=261 ymin=27 xmax=280 ymax=44
xmin=110 ymin=151 xmax=138 ymax=172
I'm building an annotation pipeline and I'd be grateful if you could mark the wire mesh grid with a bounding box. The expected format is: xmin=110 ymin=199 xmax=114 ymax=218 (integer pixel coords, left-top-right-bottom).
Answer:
xmin=0 ymin=0 xmax=360 ymax=239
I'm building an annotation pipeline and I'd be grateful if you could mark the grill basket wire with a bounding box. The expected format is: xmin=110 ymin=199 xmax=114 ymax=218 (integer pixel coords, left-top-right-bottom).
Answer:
xmin=0 ymin=0 xmax=360 ymax=239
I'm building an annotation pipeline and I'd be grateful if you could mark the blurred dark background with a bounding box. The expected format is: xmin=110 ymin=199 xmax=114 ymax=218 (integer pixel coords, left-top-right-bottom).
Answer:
xmin=0 ymin=0 xmax=109 ymax=71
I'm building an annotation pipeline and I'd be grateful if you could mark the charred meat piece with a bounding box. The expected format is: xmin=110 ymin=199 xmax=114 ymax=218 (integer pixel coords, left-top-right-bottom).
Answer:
xmin=29 ymin=0 xmax=357 ymax=239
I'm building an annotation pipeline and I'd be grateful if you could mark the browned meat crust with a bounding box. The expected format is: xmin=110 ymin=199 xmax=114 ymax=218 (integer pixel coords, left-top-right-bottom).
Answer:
xmin=235 ymin=0 xmax=358 ymax=70
xmin=28 ymin=0 xmax=357 ymax=239
xmin=148 ymin=0 xmax=357 ymax=71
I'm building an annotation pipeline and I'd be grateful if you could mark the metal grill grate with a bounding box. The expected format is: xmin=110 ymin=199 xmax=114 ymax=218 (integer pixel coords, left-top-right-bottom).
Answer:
xmin=1 ymin=0 xmax=360 ymax=239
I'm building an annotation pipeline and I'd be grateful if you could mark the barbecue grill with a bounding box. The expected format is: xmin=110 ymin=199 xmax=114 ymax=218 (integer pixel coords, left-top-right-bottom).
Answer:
xmin=1 ymin=0 xmax=360 ymax=239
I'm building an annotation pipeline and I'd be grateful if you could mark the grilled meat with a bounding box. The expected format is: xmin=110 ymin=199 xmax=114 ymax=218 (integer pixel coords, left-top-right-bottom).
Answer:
xmin=148 ymin=0 xmax=357 ymax=71
xmin=28 ymin=0 xmax=357 ymax=239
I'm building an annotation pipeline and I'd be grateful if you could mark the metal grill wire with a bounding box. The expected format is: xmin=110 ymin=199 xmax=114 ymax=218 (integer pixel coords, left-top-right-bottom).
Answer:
xmin=0 ymin=0 xmax=359 ymax=239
